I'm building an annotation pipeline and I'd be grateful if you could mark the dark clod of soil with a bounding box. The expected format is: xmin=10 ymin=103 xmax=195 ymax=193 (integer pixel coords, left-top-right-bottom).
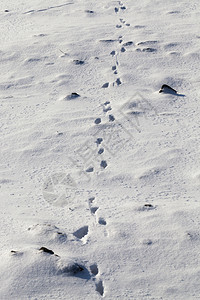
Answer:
xmin=144 ymin=204 xmax=153 ymax=208
xmin=39 ymin=247 xmax=54 ymax=255
xmin=159 ymin=84 xmax=177 ymax=94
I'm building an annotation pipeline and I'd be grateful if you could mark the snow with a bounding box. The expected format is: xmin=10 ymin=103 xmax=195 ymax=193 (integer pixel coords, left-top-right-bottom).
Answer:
xmin=1 ymin=0 xmax=200 ymax=299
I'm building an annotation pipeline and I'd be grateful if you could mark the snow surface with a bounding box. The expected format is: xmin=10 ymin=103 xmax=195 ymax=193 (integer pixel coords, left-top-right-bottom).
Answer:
xmin=1 ymin=0 xmax=200 ymax=299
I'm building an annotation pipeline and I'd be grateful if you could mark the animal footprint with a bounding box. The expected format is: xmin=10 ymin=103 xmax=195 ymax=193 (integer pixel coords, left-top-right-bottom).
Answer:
xmin=95 ymin=280 xmax=104 ymax=296
xmin=90 ymin=263 xmax=99 ymax=276
xmin=118 ymin=35 xmax=123 ymax=43
xmin=123 ymin=41 xmax=133 ymax=46
xmin=98 ymin=148 xmax=104 ymax=154
xmin=73 ymin=226 xmax=88 ymax=239
xmin=88 ymin=197 xmax=107 ymax=227
xmin=103 ymin=106 xmax=112 ymax=113
xmin=110 ymin=50 xmax=116 ymax=56
xmin=121 ymin=47 xmax=126 ymax=52
xmin=116 ymin=78 xmax=122 ymax=86
xmin=137 ymin=40 xmax=158 ymax=46
xmin=96 ymin=138 xmax=103 ymax=145
xmin=90 ymin=264 xmax=104 ymax=296
xmin=139 ymin=204 xmax=157 ymax=211
xmin=85 ymin=10 xmax=94 ymax=14
xmin=115 ymin=7 xmax=119 ymax=13
xmin=142 ymin=48 xmax=157 ymax=52
xmin=109 ymin=114 xmax=115 ymax=122
xmin=102 ymin=82 xmax=109 ymax=88
xmin=88 ymin=197 xmax=99 ymax=215
xmin=95 ymin=118 xmax=101 ymax=124
xmin=86 ymin=167 xmax=94 ymax=173
xmin=91 ymin=206 xmax=99 ymax=214
xmin=73 ymin=59 xmax=84 ymax=65
xmin=116 ymin=24 xmax=122 ymax=28
xmin=65 ymin=92 xmax=80 ymax=100
xmin=112 ymin=65 xmax=118 ymax=74
xmin=100 ymin=160 xmax=107 ymax=168
xmin=98 ymin=217 xmax=107 ymax=225
xmin=88 ymin=197 xmax=95 ymax=204
xmin=73 ymin=226 xmax=89 ymax=244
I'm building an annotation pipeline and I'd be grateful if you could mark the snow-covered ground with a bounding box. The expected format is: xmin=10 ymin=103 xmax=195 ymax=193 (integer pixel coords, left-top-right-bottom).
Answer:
xmin=1 ymin=0 xmax=200 ymax=299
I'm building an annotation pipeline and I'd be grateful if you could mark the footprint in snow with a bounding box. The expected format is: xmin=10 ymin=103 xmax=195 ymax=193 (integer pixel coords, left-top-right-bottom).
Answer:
xmin=102 ymin=82 xmax=109 ymax=88
xmin=110 ymin=50 xmax=116 ymax=56
xmin=73 ymin=59 xmax=85 ymax=65
xmin=94 ymin=118 xmax=101 ymax=124
xmin=96 ymin=138 xmax=103 ymax=145
xmin=88 ymin=197 xmax=98 ymax=214
xmin=123 ymin=41 xmax=134 ymax=46
xmin=98 ymin=217 xmax=107 ymax=225
xmin=137 ymin=41 xmax=158 ymax=46
xmin=138 ymin=204 xmax=157 ymax=211
xmin=134 ymin=25 xmax=145 ymax=29
xmin=98 ymin=148 xmax=104 ymax=154
xmin=103 ymin=106 xmax=112 ymax=113
xmin=116 ymin=78 xmax=122 ymax=86
xmin=73 ymin=226 xmax=89 ymax=241
xmin=142 ymin=48 xmax=157 ymax=52
xmin=65 ymin=92 xmax=80 ymax=100
xmin=85 ymin=10 xmax=94 ymax=14
xmin=88 ymin=197 xmax=95 ymax=205
xmin=90 ymin=206 xmax=99 ymax=214
xmin=89 ymin=263 xmax=105 ymax=296
xmin=109 ymin=114 xmax=115 ymax=122
xmin=100 ymin=160 xmax=107 ymax=169
xmin=88 ymin=197 xmax=107 ymax=225
xmin=86 ymin=167 xmax=94 ymax=173
xmin=90 ymin=263 xmax=99 ymax=276
xmin=95 ymin=280 xmax=104 ymax=296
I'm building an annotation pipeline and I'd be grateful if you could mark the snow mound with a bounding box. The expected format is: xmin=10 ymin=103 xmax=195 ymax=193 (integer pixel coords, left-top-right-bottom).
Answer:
xmin=28 ymin=224 xmax=67 ymax=244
